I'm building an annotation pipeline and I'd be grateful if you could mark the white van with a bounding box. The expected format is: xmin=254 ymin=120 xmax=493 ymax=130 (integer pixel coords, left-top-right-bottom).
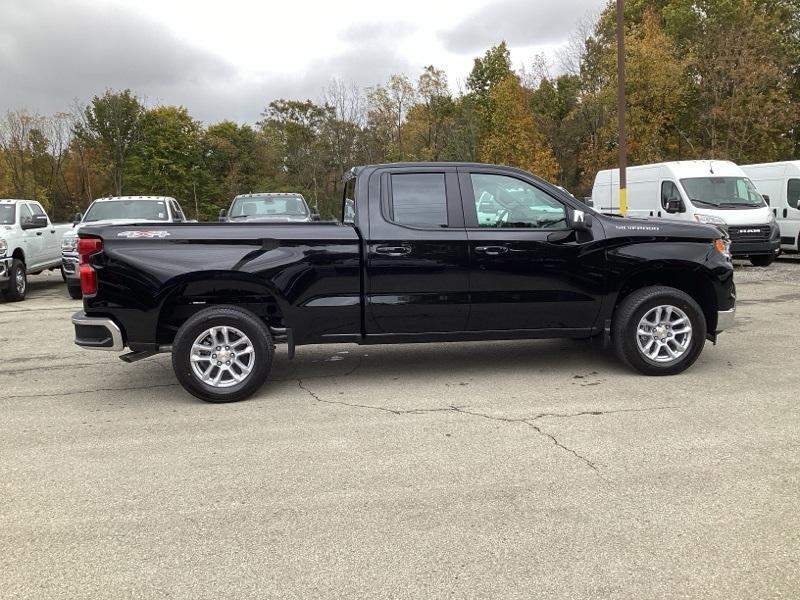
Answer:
xmin=592 ymin=160 xmax=780 ymax=266
xmin=740 ymin=161 xmax=800 ymax=253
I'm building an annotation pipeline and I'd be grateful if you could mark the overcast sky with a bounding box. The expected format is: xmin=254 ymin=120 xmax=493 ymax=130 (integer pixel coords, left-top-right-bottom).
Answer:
xmin=0 ymin=0 xmax=605 ymax=124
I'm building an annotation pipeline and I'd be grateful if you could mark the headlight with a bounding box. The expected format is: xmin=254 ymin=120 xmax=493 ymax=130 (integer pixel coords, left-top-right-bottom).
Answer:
xmin=768 ymin=211 xmax=777 ymax=224
xmin=61 ymin=236 xmax=77 ymax=253
xmin=694 ymin=214 xmax=727 ymax=226
xmin=0 ymin=238 xmax=7 ymax=257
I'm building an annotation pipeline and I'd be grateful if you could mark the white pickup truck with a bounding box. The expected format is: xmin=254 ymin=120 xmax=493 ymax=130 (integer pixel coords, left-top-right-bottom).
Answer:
xmin=62 ymin=196 xmax=189 ymax=298
xmin=0 ymin=199 xmax=72 ymax=301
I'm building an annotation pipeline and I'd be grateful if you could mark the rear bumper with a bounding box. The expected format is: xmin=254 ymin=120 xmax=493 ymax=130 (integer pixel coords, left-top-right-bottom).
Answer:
xmin=0 ymin=257 xmax=10 ymax=284
xmin=72 ymin=311 xmax=125 ymax=351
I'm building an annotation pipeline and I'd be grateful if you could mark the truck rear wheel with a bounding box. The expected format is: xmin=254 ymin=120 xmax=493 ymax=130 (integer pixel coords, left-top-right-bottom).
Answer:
xmin=2 ymin=259 xmax=27 ymax=302
xmin=172 ymin=305 xmax=274 ymax=403
xmin=612 ymin=286 xmax=706 ymax=376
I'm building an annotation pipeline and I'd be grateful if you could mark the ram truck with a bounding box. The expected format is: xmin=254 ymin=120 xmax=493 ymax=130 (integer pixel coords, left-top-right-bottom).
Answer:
xmin=71 ymin=163 xmax=736 ymax=403
xmin=1 ymin=199 xmax=71 ymax=302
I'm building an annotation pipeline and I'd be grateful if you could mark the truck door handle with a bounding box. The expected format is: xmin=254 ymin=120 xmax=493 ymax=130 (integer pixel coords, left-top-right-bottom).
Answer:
xmin=375 ymin=245 xmax=411 ymax=256
xmin=475 ymin=245 xmax=508 ymax=256
xmin=36 ymin=231 xmax=43 ymax=236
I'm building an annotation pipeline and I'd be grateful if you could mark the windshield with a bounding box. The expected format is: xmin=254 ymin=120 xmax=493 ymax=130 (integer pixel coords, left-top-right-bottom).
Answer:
xmin=230 ymin=195 xmax=309 ymax=219
xmin=0 ymin=205 xmax=14 ymax=225
xmin=680 ymin=177 xmax=765 ymax=208
xmin=84 ymin=200 xmax=169 ymax=222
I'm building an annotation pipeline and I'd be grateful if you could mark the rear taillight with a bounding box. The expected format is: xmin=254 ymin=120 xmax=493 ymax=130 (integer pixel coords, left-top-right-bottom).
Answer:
xmin=78 ymin=237 xmax=103 ymax=295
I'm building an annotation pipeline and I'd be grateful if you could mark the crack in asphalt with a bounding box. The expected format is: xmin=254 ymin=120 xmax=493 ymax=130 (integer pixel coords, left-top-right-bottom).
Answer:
xmin=2 ymin=382 xmax=179 ymax=400
xmin=295 ymin=380 xmax=674 ymax=474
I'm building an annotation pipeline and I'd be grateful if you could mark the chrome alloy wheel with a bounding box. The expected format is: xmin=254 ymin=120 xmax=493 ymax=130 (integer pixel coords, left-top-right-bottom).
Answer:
xmin=190 ymin=326 xmax=255 ymax=388
xmin=635 ymin=305 xmax=693 ymax=363
xmin=15 ymin=268 xmax=25 ymax=295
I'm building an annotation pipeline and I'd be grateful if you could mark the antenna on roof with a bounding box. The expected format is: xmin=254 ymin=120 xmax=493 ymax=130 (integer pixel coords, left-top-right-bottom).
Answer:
xmin=709 ymin=161 xmax=714 ymax=174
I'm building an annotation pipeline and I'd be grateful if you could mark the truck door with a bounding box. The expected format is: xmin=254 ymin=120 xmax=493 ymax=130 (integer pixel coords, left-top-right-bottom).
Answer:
xmin=365 ymin=168 xmax=470 ymax=335
xmin=459 ymin=168 xmax=604 ymax=332
xmin=19 ymin=203 xmax=45 ymax=268
xmin=29 ymin=203 xmax=59 ymax=261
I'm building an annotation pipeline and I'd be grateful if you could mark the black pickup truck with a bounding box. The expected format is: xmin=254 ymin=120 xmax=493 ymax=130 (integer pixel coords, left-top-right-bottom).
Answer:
xmin=71 ymin=162 xmax=736 ymax=402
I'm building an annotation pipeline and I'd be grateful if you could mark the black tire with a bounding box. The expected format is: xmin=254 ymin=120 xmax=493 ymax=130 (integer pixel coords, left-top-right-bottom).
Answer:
xmin=749 ymin=255 xmax=774 ymax=267
xmin=612 ymin=286 xmax=706 ymax=376
xmin=172 ymin=305 xmax=274 ymax=403
xmin=2 ymin=259 xmax=27 ymax=302
xmin=67 ymin=283 xmax=82 ymax=300
xmin=60 ymin=267 xmax=67 ymax=282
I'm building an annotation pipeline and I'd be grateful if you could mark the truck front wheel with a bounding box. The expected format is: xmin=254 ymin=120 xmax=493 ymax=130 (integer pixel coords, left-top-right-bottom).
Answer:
xmin=172 ymin=305 xmax=274 ymax=403
xmin=2 ymin=259 xmax=27 ymax=302
xmin=612 ymin=286 xmax=706 ymax=376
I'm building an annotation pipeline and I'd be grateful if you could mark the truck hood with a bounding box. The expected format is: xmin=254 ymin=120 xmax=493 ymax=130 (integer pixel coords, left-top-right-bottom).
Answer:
xmin=601 ymin=215 xmax=722 ymax=239
xmin=230 ymin=215 xmax=312 ymax=223
xmin=692 ymin=205 xmax=771 ymax=226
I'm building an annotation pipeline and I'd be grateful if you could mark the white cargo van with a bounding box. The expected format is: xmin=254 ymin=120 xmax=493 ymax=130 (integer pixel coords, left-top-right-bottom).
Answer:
xmin=740 ymin=161 xmax=800 ymax=253
xmin=592 ymin=160 xmax=780 ymax=266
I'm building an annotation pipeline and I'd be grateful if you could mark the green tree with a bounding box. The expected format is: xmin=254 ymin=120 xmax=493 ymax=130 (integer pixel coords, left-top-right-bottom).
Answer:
xmin=76 ymin=89 xmax=144 ymax=195
xmin=124 ymin=106 xmax=204 ymax=213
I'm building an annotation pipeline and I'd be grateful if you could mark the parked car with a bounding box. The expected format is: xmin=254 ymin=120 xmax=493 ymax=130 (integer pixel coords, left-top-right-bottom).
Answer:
xmin=592 ymin=160 xmax=780 ymax=266
xmin=0 ymin=199 xmax=72 ymax=301
xmin=62 ymin=196 xmax=189 ymax=299
xmin=220 ymin=192 xmax=318 ymax=222
xmin=740 ymin=161 xmax=800 ymax=254
xmin=71 ymin=162 xmax=735 ymax=403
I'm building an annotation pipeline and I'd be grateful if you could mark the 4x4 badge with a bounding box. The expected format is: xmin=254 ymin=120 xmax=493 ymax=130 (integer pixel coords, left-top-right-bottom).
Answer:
xmin=117 ymin=231 xmax=171 ymax=239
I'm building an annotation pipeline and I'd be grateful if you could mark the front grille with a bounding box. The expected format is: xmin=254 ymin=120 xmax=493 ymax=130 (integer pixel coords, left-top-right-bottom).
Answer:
xmin=728 ymin=225 xmax=771 ymax=242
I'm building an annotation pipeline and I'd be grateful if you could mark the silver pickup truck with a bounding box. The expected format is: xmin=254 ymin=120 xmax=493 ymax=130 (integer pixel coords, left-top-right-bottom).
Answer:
xmin=0 ymin=199 xmax=72 ymax=302
xmin=62 ymin=196 xmax=189 ymax=299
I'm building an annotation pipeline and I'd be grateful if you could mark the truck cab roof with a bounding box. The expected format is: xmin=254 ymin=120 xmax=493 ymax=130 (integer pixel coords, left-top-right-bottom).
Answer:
xmin=92 ymin=196 xmax=177 ymax=202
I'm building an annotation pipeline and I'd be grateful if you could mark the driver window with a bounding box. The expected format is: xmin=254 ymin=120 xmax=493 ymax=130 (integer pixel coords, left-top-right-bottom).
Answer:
xmin=470 ymin=173 xmax=566 ymax=229
xmin=661 ymin=181 xmax=680 ymax=209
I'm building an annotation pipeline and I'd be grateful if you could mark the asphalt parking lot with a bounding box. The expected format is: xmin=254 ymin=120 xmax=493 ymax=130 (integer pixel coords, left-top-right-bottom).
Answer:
xmin=2 ymin=259 xmax=799 ymax=600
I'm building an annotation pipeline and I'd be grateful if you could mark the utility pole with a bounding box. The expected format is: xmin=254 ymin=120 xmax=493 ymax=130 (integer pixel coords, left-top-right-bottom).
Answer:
xmin=616 ymin=0 xmax=627 ymax=215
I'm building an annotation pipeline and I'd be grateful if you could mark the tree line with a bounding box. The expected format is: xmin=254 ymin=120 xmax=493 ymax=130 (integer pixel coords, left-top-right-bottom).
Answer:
xmin=1 ymin=0 xmax=798 ymax=222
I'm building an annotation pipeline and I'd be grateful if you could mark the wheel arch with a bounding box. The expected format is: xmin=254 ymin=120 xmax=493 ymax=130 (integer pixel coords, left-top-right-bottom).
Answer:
xmin=155 ymin=274 xmax=290 ymax=346
xmin=11 ymin=247 xmax=25 ymax=263
xmin=614 ymin=265 xmax=719 ymax=333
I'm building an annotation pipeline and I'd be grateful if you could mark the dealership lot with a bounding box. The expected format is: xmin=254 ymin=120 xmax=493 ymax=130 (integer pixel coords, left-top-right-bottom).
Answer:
xmin=2 ymin=261 xmax=799 ymax=599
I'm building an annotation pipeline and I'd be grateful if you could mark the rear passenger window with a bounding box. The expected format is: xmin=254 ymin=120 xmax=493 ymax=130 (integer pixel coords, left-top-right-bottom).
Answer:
xmin=788 ymin=179 xmax=800 ymax=210
xmin=390 ymin=173 xmax=447 ymax=227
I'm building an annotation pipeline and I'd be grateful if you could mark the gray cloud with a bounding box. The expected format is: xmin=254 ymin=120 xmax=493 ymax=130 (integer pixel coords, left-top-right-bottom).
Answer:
xmin=0 ymin=0 xmax=416 ymax=124
xmin=441 ymin=0 xmax=604 ymax=53
xmin=0 ymin=0 xmax=236 ymax=118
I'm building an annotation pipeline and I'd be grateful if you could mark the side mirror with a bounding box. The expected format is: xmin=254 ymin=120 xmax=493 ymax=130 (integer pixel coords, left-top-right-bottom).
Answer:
xmin=665 ymin=198 xmax=684 ymax=214
xmin=571 ymin=209 xmax=592 ymax=231
xmin=218 ymin=208 xmax=228 ymax=222
xmin=762 ymin=194 xmax=770 ymax=206
xmin=72 ymin=212 xmax=83 ymax=226
xmin=311 ymin=211 xmax=321 ymax=221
